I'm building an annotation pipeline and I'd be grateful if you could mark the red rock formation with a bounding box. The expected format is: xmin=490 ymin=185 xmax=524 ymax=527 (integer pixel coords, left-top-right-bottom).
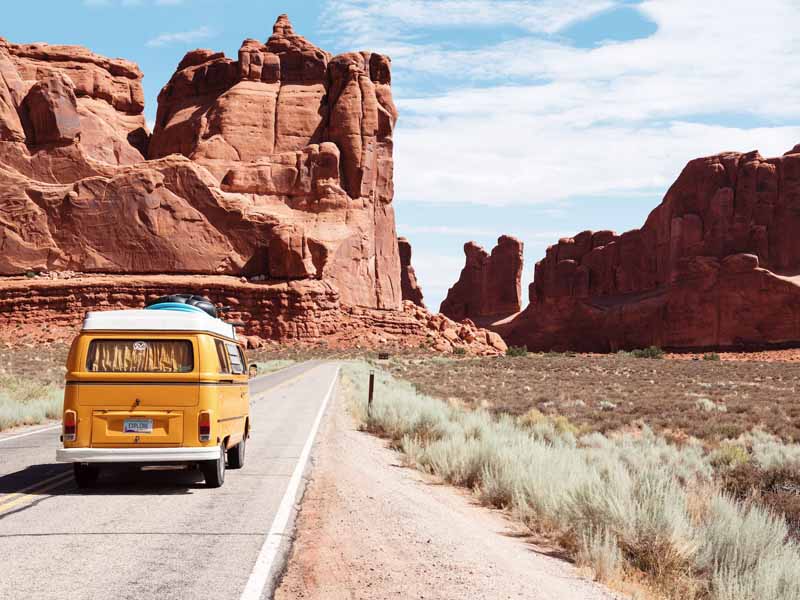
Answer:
xmin=440 ymin=236 xmax=523 ymax=324
xmin=0 ymin=275 xmax=505 ymax=355
xmin=0 ymin=16 xmax=504 ymax=355
xmin=398 ymin=237 xmax=424 ymax=307
xmin=0 ymin=15 xmax=400 ymax=310
xmin=503 ymin=147 xmax=800 ymax=351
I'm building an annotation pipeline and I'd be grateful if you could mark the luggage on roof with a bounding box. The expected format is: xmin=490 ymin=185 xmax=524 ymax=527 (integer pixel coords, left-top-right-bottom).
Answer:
xmin=145 ymin=294 xmax=218 ymax=318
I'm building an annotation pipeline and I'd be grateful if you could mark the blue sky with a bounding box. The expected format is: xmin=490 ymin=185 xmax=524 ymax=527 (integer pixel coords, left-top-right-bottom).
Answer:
xmin=5 ymin=1 xmax=800 ymax=310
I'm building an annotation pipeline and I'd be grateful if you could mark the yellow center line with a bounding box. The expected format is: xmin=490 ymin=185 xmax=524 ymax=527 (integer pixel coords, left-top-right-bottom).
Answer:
xmin=0 ymin=470 xmax=74 ymax=502
xmin=0 ymin=471 xmax=74 ymax=514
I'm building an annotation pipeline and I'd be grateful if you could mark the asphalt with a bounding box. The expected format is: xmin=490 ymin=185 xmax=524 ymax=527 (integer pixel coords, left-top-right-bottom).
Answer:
xmin=0 ymin=361 xmax=339 ymax=600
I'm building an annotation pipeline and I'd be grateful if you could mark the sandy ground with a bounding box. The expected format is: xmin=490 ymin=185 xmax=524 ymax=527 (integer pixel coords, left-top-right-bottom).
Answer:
xmin=275 ymin=390 xmax=620 ymax=600
xmin=666 ymin=348 xmax=800 ymax=361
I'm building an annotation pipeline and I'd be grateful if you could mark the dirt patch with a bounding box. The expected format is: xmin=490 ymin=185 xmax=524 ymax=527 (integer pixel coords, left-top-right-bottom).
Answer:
xmin=275 ymin=380 xmax=619 ymax=600
xmin=0 ymin=343 xmax=68 ymax=386
xmin=388 ymin=354 xmax=800 ymax=441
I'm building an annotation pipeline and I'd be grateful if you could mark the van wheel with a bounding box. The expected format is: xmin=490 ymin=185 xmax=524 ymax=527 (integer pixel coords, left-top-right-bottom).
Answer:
xmin=73 ymin=464 xmax=99 ymax=488
xmin=227 ymin=437 xmax=246 ymax=469
xmin=201 ymin=443 xmax=226 ymax=488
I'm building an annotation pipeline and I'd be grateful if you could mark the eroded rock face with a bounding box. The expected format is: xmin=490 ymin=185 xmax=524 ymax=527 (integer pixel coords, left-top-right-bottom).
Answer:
xmin=398 ymin=237 xmax=424 ymax=307
xmin=0 ymin=275 xmax=505 ymax=355
xmin=440 ymin=236 xmax=523 ymax=324
xmin=503 ymin=148 xmax=800 ymax=351
xmin=0 ymin=15 xmax=401 ymax=311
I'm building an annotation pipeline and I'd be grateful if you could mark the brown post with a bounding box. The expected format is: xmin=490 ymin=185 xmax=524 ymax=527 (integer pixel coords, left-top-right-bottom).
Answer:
xmin=368 ymin=370 xmax=375 ymax=416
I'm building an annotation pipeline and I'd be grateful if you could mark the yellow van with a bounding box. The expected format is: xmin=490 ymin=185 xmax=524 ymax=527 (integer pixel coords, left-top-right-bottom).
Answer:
xmin=56 ymin=299 xmax=252 ymax=488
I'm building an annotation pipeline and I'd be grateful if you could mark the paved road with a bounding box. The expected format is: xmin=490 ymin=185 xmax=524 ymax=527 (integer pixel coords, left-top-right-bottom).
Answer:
xmin=0 ymin=361 xmax=339 ymax=600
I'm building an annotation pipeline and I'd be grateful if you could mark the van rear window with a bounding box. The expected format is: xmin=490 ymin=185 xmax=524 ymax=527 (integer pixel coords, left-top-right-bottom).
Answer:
xmin=86 ymin=340 xmax=194 ymax=373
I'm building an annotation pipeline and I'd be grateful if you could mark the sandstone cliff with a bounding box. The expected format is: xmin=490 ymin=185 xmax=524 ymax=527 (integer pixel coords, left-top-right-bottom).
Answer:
xmin=0 ymin=15 xmax=504 ymax=354
xmin=503 ymin=146 xmax=800 ymax=351
xmin=0 ymin=15 xmax=399 ymax=310
xmin=398 ymin=237 xmax=424 ymax=307
xmin=440 ymin=236 xmax=523 ymax=324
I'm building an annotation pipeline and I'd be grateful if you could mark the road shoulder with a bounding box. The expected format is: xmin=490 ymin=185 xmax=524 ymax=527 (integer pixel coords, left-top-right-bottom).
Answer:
xmin=275 ymin=381 xmax=620 ymax=600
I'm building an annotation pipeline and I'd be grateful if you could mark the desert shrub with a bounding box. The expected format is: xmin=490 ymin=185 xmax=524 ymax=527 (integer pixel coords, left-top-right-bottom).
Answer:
xmin=703 ymin=353 xmax=721 ymax=361
xmin=630 ymin=346 xmax=665 ymax=359
xmin=710 ymin=444 xmax=750 ymax=470
xmin=517 ymin=408 xmax=580 ymax=437
xmin=0 ymin=375 xmax=63 ymax=430
xmin=505 ymin=345 xmax=528 ymax=357
xmin=738 ymin=430 xmax=800 ymax=470
xmin=576 ymin=527 xmax=623 ymax=583
xmin=722 ymin=461 xmax=800 ymax=539
xmin=343 ymin=362 xmax=800 ymax=600
xmin=699 ymin=494 xmax=800 ymax=599
xmin=452 ymin=346 xmax=467 ymax=356
xmin=696 ymin=397 xmax=727 ymax=413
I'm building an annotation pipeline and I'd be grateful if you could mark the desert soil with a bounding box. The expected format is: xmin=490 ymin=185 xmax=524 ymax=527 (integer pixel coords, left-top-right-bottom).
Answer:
xmin=388 ymin=353 xmax=800 ymax=441
xmin=275 ymin=382 xmax=619 ymax=600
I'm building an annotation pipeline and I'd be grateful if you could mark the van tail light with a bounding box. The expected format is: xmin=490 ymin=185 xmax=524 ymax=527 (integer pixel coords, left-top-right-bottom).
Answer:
xmin=63 ymin=410 xmax=77 ymax=442
xmin=198 ymin=411 xmax=211 ymax=442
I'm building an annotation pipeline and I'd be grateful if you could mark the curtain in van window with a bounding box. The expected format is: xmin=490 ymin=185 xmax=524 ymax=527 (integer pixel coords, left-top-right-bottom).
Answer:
xmin=86 ymin=340 xmax=194 ymax=373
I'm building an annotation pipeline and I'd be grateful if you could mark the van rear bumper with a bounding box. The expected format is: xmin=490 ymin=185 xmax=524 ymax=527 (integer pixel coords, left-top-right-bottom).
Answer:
xmin=56 ymin=446 xmax=221 ymax=463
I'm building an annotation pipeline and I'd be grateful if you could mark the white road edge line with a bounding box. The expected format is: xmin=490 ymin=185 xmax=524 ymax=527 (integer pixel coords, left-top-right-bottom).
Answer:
xmin=0 ymin=423 xmax=61 ymax=444
xmin=240 ymin=364 xmax=340 ymax=600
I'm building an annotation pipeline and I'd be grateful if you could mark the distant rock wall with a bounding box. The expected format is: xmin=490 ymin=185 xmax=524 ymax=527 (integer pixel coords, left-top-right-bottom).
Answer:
xmin=398 ymin=237 xmax=425 ymax=307
xmin=0 ymin=275 xmax=506 ymax=355
xmin=440 ymin=236 xmax=523 ymax=323
xmin=503 ymin=146 xmax=800 ymax=351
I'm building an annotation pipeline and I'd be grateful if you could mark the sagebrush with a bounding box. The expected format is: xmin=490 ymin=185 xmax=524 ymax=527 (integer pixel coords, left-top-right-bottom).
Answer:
xmin=345 ymin=362 xmax=800 ymax=600
xmin=0 ymin=375 xmax=62 ymax=430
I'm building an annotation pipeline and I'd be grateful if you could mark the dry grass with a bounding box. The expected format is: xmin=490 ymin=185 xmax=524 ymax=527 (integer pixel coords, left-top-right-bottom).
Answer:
xmin=345 ymin=361 xmax=800 ymax=600
xmin=386 ymin=353 xmax=800 ymax=442
xmin=0 ymin=343 xmax=67 ymax=430
xmin=0 ymin=375 xmax=62 ymax=430
xmin=386 ymin=353 xmax=800 ymax=542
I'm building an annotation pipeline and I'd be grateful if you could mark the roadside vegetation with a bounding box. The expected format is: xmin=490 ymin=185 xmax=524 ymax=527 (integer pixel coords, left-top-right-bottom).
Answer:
xmin=0 ymin=344 xmax=67 ymax=430
xmin=345 ymin=361 xmax=800 ymax=600
xmin=252 ymin=359 xmax=295 ymax=374
xmin=0 ymin=375 xmax=62 ymax=430
xmin=387 ymin=353 xmax=800 ymax=441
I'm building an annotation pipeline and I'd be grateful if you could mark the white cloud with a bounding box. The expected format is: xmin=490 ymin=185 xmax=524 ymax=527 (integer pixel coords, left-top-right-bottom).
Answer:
xmin=145 ymin=26 xmax=213 ymax=48
xmin=323 ymin=0 xmax=615 ymax=39
xmin=396 ymin=119 xmax=800 ymax=205
xmin=330 ymin=0 xmax=800 ymax=300
xmin=323 ymin=0 xmax=800 ymax=207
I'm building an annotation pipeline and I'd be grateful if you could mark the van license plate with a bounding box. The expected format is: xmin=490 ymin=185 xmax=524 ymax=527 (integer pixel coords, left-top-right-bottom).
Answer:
xmin=124 ymin=419 xmax=153 ymax=434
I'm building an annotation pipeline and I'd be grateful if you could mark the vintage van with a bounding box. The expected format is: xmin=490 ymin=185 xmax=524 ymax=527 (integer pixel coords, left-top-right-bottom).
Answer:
xmin=56 ymin=301 xmax=251 ymax=488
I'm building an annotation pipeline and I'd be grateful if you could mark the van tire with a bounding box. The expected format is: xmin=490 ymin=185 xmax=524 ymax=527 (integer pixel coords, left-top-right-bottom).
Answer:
xmin=227 ymin=437 xmax=246 ymax=469
xmin=73 ymin=463 xmax=99 ymax=488
xmin=201 ymin=443 xmax=226 ymax=488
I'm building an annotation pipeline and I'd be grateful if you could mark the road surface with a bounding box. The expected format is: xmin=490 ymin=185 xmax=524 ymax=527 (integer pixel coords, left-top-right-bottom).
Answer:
xmin=0 ymin=361 xmax=339 ymax=600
